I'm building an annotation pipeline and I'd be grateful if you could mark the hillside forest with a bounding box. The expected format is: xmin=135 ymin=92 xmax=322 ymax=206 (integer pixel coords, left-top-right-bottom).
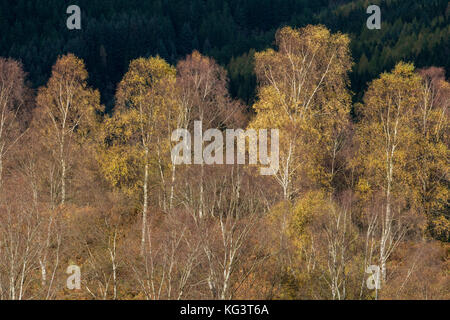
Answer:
xmin=0 ymin=0 xmax=448 ymax=300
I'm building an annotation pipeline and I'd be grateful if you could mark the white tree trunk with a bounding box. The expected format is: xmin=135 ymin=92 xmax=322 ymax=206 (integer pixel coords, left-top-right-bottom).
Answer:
xmin=141 ymin=147 xmax=149 ymax=255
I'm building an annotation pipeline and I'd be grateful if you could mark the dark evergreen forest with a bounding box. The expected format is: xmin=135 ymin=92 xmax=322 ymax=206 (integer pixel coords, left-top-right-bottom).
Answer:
xmin=1 ymin=0 xmax=448 ymax=110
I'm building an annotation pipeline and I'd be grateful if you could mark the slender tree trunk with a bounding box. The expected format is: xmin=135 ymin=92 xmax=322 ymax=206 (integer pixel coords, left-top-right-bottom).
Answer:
xmin=169 ymin=164 xmax=176 ymax=209
xmin=60 ymin=136 xmax=66 ymax=205
xmin=380 ymin=155 xmax=393 ymax=283
xmin=141 ymin=147 xmax=149 ymax=255
xmin=110 ymin=231 xmax=117 ymax=300
xmin=39 ymin=215 xmax=53 ymax=287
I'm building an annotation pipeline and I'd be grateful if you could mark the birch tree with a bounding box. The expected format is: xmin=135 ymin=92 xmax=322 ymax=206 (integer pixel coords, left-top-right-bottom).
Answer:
xmin=197 ymin=166 xmax=267 ymax=299
xmin=250 ymin=25 xmax=352 ymax=200
xmin=36 ymin=54 xmax=102 ymax=206
xmin=113 ymin=57 xmax=178 ymax=253
xmin=0 ymin=58 xmax=28 ymax=189
xmin=175 ymin=51 xmax=243 ymax=217
xmin=413 ymin=67 xmax=449 ymax=241
xmin=130 ymin=209 xmax=202 ymax=300
xmin=356 ymin=62 xmax=423 ymax=283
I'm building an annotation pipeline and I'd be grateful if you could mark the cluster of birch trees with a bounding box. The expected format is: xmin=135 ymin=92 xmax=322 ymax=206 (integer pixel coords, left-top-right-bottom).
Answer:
xmin=0 ymin=25 xmax=448 ymax=300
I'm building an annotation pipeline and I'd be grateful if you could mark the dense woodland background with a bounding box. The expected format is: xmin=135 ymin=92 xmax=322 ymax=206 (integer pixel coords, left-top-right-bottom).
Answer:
xmin=2 ymin=0 xmax=449 ymax=107
xmin=0 ymin=0 xmax=448 ymax=300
